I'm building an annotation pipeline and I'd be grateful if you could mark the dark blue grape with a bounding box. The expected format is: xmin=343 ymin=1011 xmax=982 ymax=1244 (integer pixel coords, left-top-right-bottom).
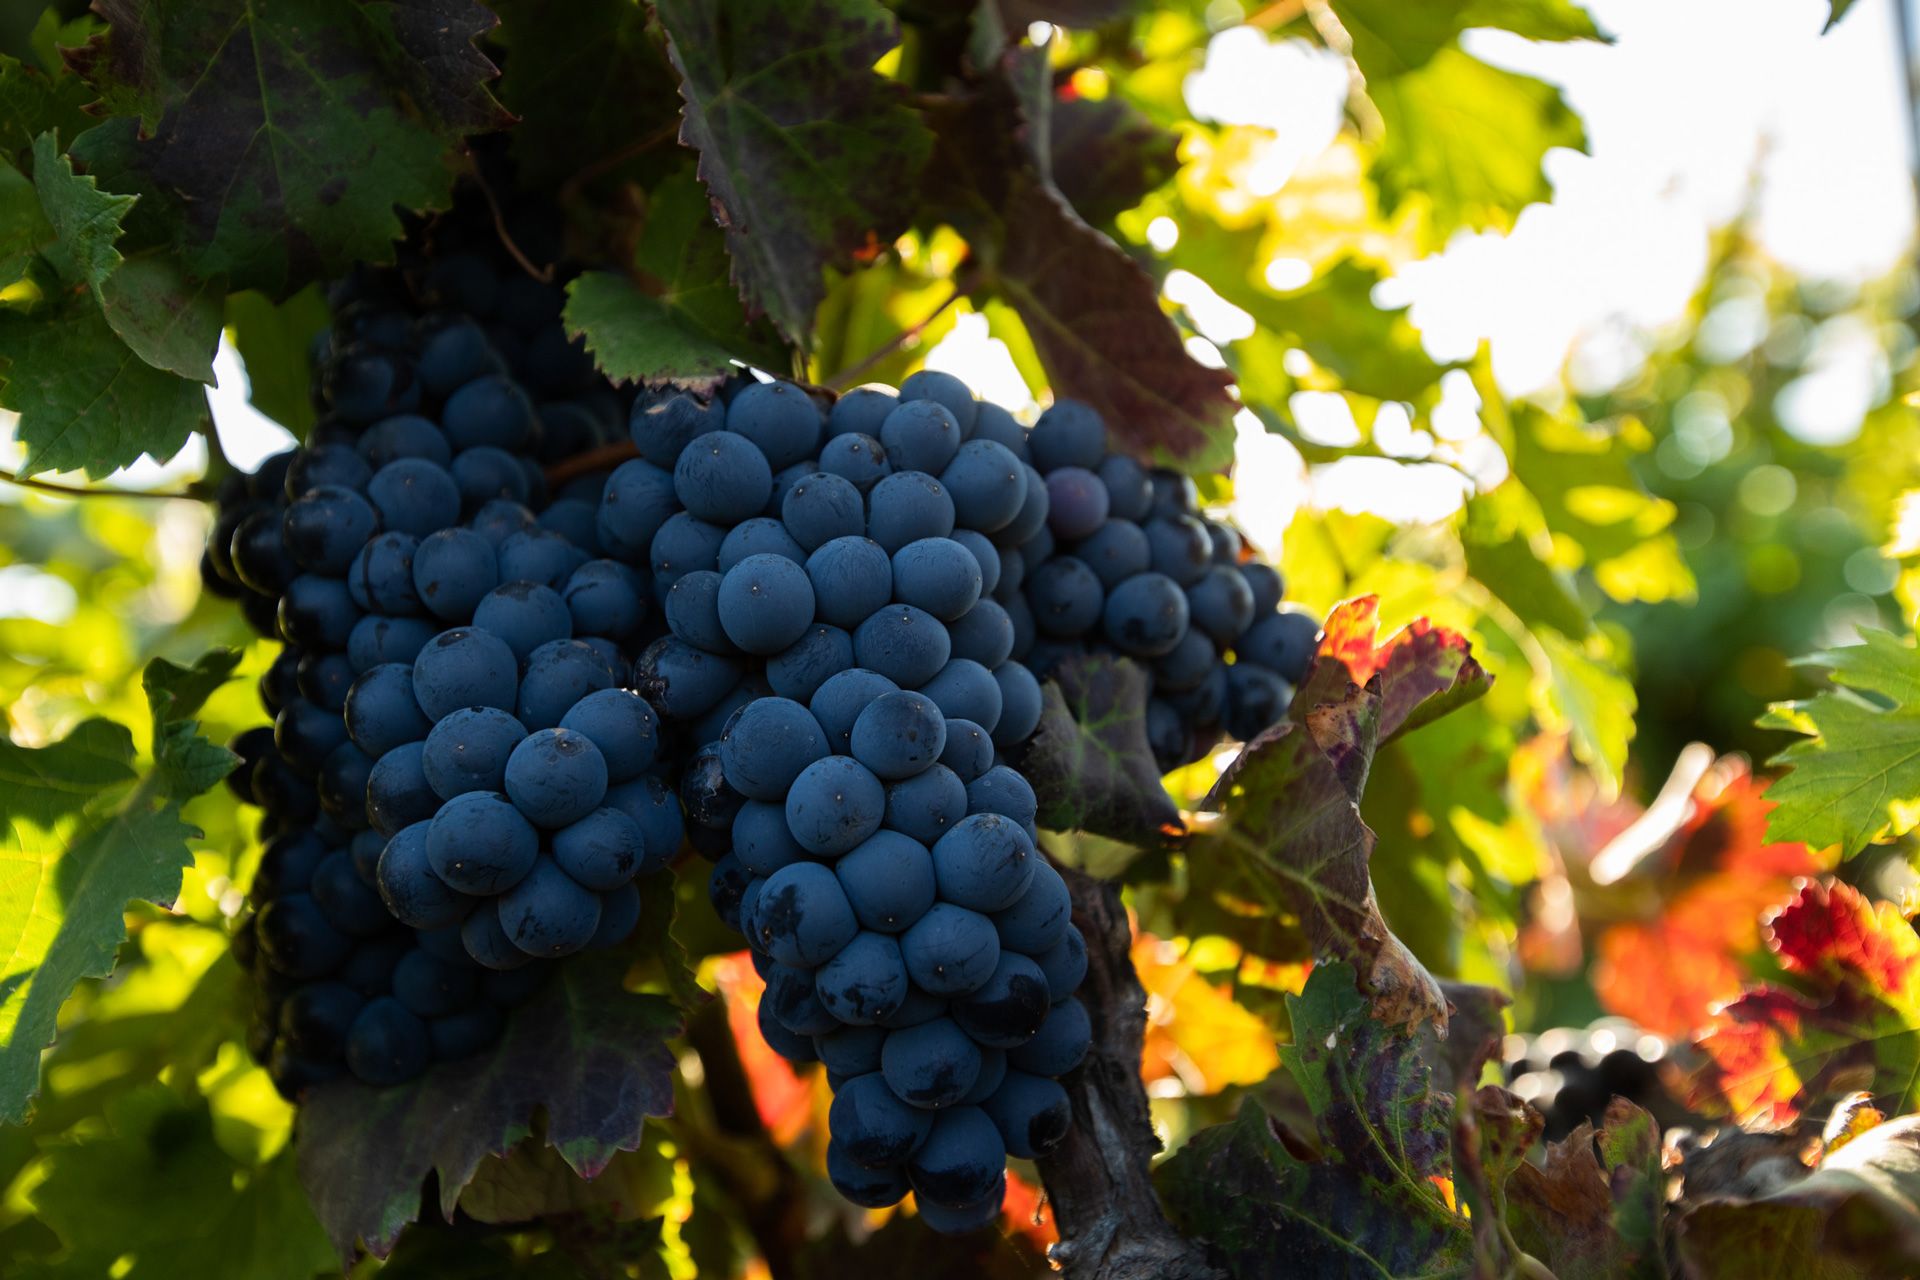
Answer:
xmin=1224 ymin=661 xmax=1290 ymax=742
xmin=256 ymin=893 xmax=351 ymax=979
xmin=901 ymin=903 xmax=1000 ymax=996
xmin=1165 ymin=662 xmax=1226 ymax=725
xmin=663 ymin=569 xmax=735 ymax=654
xmin=783 ymin=755 xmax=886 ymax=858
xmin=417 ymin=320 xmax=499 ymax=397
xmin=768 ymin=461 xmax=814 ymax=515
xmin=443 ymin=375 xmax=533 ymax=451
xmin=604 ymin=775 xmax=684 ymax=873
xmin=461 ymin=902 xmax=533 ymax=970
xmin=817 ymin=1023 xmax=888 ymax=1076
xmin=344 ymin=663 xmax=429 ymax=758
xmin=765 ymin=961 xmax=839 ymax=1035
xmin=718 ymin=554 xmax=817 ymax=656
xmin=900 ymin=369 xmax=978 ymax=435
xmin=1237 ymin=608 xmax=1320 ymax=683
xmin=827 ymin=386 xmax=898 ymax=438
xmin=891 ymin=538 xmax=983 ymax=622
xmin=816 ymin=931 xmax=910 ymax=1024
xmin=421 ymin=705 xmax=527 ymax=801
xmin=884 ymin=763 xmax=969 ymax=849
xmin=1145 ymin=515 xmax=1213 ymax=585
xmin=539 ymin=499 xmax=601 ymax=555
xmin=836 ymin=830 xmax=937 ymax=932
xmin=809 ymin=668 xmax=900 ymax=753
xmin=498 ymin=858 xmax=601 ymax=958
xmin=726 ymin=380 xmax=822 ymax=470
xmin=254 ymin=832 xmax=326 ymax=905
xmin=279 ymin=981 xmax=363 ymax=1058
xmin=1187 ymin=565 xmax=1255 ymax=648
xmin=560 ymin=559 xmax=644 ymax=638
xmin=359 ymin=413 xmax=453 ymax=468
xmin=994 ymin=858 xmax=1070 ymax=956
xmin=931 ymin=814 xmax=1035 ymax=913
xmin=952 ymin=952 xmax=1050 ymax=1048
xmin=780 ymin=472 xmax=865 ymax=551
xmin=880 ymin=400 xmax=961 ymax=476
xmin=1029 ymin=399 xmax=1106 ymax=472
xmin=754 ymin=861 xmax=859 ymax=965
xmin=469 ymin=499 xmax=538 ymax=550
xmin=349 ymin=614 xmax=437 ymax=674
xmin=757 ymin=995 xmax=820 ymax=1063
xmin=818 ymin=432 xmax=892 ymax=492
xmin=1103 ymin=571 xmax=1190 ymax=657
xmin=951 ymin=529 xmax=1002 ymax=596
xmin=412 ymin=626 xmax=518 ymax=720
xmin=983 ymin=1070 xmax=1070 ymax=1159
xmin=516 ymin=638 xmax=616 ymax=730
xmin=283 ymin=484 xmax=380 ymax=574
xmin=346 ymin=997 xmax=431 ymax=1086
xmin=938 ymin=719 xmax=994 ymax=783
xmin=830 ymin=1071 xmax=933 ymax=1165
xmin=279 ymin=575 xmax=362 ymax=649
xmin=970 ymin=401 xmax=1027 ymax=460
xmin=1153 ymin=628 xmax=1216 ymax=692
xmin=504 ymin=727 xmax=608 ymax=828
xmin=719 ymin=696 xmax=831 ymax=802
xmin=498 ymin=528 xmax=588 ymax=591
xmin=633 ymin=636 xmax=743 ymax=718
xmin=472 ymin=580 xmax=572 ymax=663
xmin=675 ymin=430 xmax=773 ymax=523
xmin=716 ymin=517 xmax=805 ymax=573
xmin=596 ymin=458 xmax=679 ymax=560
xmin=367 ymin=459 xmax=461 ymax=538
xmin=274 ymin=697 xmax=349 ymax=776
xmin=1097 ymin=453 xmax=1152 ymax=521
xmin=558 ymin=688 xmax=658 ymax=783
xmin=449 ymin=445 xmax=533 ymax=512
xmin=420 ymin=252 xmax=500 ymax=316
xmin=850 ymin=691 xmax=947 ymax=780
xmin=920 ymin=659 xmax=1003 ymax=733
xmin=426 ymin=790 xmax=539 ymax=894
xmin=767 ymin=624 xmax=854 ymax=702
xmin=631 ymin=388 xmax=724 ymax=467
xmin=948 ymin=602 xmax=1016 ymax=673
xmin=310 ymin=849 xmax=391 ymax=935
xmin=1045 ymin=467 xmax=1110 ymax=541
xmin=1026 ymin=556 xmax=1103 ymax=638
xmin=649 ymin=511 xmax=727 ymax=588
xmin=344 ymin=532 xmax=421 ymax=618
xmin=430 ymin=1004 xmax=506 ymax=1060
xmin=1074 ymin=519 xmax=1151 ymax=588
xmin=392 ymin=948 xmax=478 ymax=1018
xmin=552 ymin=806 xmax=645 ymax=890
xmin=882 ymin=1017 xmax=982 ymax=1110
xmin=377 ymin=821 xmax=473 ymax=929
xmin=709 ymin=853 xmax=752 ymax=932
xmin=288 ymin=444 xmax=371 ymax=500
xmin=733 ymin=800 xmax=804 ymax=876
xmin=1207 ymin=519 xmax=1243 ymax=564
xmin=590 ymin=880 xmax=642 ymax=949
xmin=965 ymin=766 xmax=1035 ymax=829
xmin=878 ymin=983 xmax=949 ymax=1030
xmin=1242 ymin=561 xmax=1284 ymax=616
xmin=997 ymin=464 xmax=1051 ymax=545
xmin=314 ymin=743 xmax=373 ymax=830
xmin=961 ymin=1046 xmax=1007 ymax=1106
xmin=907 ymin=1104 xmax=1006 ymax=1210
xmin=805 ymin=536 xmax=893 ymax=630
xmin=867 ymin=471 xmax=956 ymax=553
xmin=852 ymin=604 xmax=951 ymax=688
xmin=990 ymin=662 xmax=1043 ymax=748
xmin=366 ymin=742 xmax=433 ymax=836
xmin=1007 ymin=996 xmax=1091 ymax=1075
xmin=229 ymin=508 xmax=299 ymax=596
xmin=1035 ymin=924 xmax=1087 ymax=998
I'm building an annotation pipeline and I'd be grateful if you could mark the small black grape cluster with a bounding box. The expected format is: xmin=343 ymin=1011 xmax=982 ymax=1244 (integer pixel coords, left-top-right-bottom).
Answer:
xmin=1502 ymin=1021 xmax=1683 ymax=1141
xmin=993 ymin=404 xmax=1319 ymax=771
xmin=205 ymin=191 xmax=679 ymax=1096
xmin=605 ymin=373 xmax=1087 ymax=1232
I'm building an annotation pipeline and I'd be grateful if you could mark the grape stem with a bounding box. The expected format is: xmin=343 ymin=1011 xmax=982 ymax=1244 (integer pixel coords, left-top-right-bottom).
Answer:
xmin=543 ymin=439 xmax=639 ymax=487
xmin=1037 ymin=861 xmax=1225 ymax=1280
xmin=469 ymin=163 xmax=555 ymax=283
xmin=823 ymin=266 xmax=977 ymax=390
xmin=0 ymin=467 xmax=204 ymax=502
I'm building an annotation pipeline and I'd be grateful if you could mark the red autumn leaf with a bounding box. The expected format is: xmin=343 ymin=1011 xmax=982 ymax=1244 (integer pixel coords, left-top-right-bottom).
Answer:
xmin=1295 ymin=597 xmax=1492 ymax=744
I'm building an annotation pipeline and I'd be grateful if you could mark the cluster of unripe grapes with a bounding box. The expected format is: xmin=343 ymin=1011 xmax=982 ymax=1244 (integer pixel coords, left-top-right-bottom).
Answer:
xmin=201 ymin=179 xmax=1320 ymax=1231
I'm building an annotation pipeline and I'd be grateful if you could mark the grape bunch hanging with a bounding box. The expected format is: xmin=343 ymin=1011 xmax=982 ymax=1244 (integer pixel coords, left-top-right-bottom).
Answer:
xmin=202 ymin=188 xmax=1320 ymax=1232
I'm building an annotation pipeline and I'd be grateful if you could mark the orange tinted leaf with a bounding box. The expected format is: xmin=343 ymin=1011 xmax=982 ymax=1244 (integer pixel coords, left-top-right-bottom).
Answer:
xmin=1134 ymin=933 xmax=1281 ymax=1094
xmin=710 ymin=952 xmax=815 ymax=1143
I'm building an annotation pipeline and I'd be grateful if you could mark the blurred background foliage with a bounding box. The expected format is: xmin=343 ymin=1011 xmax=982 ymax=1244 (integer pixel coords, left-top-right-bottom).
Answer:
xmin=0 ymin=0 xmax=1916 ymax=1273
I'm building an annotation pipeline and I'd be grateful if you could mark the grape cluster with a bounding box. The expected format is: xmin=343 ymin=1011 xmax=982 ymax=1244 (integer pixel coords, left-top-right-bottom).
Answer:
xmin=992 ymin=401 xmax=1320 ymax=771
xmin=207 ymin=193 xmax=677 ymax=1096
xmin=1502 ymin=1021 xmax=1681 ymax=1141
xmin=604 ymin=371 xmax=1088 ymax=1231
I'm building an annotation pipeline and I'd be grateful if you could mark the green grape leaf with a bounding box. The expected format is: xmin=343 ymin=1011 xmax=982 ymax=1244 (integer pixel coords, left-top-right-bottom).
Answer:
xmin=0 ymin=160 xmax=51 ymax=288
xmin=1328 ymin=0 xmax=1463 ymax=79
xmin=68 ymin=0 xmax=507 ymax=298
xmin=1157 ymin=963 xmax=1470 ymax=1277
xmin=491 ymin=0 xmax=681 ymax=190
xmin=26 ymin=1086 xmax=334 ymax=1280
xmin=1461 ymin=0 xmax=1607 ymax=41
xmin=653 ymin=0 xmax=933 ymax=348
xmin=30 ymin=130 xmax=134 ymax=294
xmin=0 ymin=651 xmax=239 ymax=1124
xmin=224 ymin=285 xmax=330 ymax=434
xmin=1691 ymin=879 xmax=1920 ymax=1125
xmin=0 ymin=284 xmax=208 ymax=478
xmin=1760 ymin=630 xmax=1920 ymax=857
xmin=1508 ymin=1099 xmax=1667 ymax=1280
xmin=1370 ymin=48 xmax=1585 ymax=245
xmin=1678 ymin=1112 xmax=1920 ymax=1279
xmin=1020 ymin=654 xmax=1183 ymax=852
xmin=1461 ymin=486 xmax=1593 ymax=639
xmin=928 ymin=59 xmax=1236 ymax=465
xmin=0 ymin=54 xmax=94 ymax=166
xmin=563 ymin=173 xmax=791 ymax=389
xmin=1048 ymin=93 xmax=1179 ymax=226
xmin=1825 ymin=0 xmax=1858 ymax=31
xmin=98 ymin=252 xmax=222 ymax=384
xmin=295 ymin=947 xmax=681 ymax=1261
xmin=1538 ymin=627 xmax=1636 ymax=795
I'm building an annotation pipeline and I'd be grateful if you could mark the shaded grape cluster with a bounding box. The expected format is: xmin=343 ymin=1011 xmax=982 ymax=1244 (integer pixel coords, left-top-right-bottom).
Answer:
xmin=992 ymin=400 xmax=1320 ymax=770
xmin=208 ymin=188 xmax=675 ymax=1096
xmin=604 ymin=371 xmax=1087 ymax=1231
xmin=1502 ymin=1020 xmax=1684 ymax=1141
